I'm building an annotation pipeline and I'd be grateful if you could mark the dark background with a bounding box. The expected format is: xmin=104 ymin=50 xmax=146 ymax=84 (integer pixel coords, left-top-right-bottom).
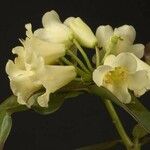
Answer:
xmin=0 ymin=0 xmax=150 ymax=149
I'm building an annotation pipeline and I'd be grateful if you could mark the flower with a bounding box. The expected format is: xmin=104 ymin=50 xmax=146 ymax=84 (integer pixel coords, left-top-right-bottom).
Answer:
xmin=93 ymin=52 xmax=150 ymax=103
xmin=6 ymin=25 xmax=77 ymax=107
xmin=96 ymin=25 xmax=144 ymax=58
xmin=24 ymin=24 xmax=66 ymax=64
xmin=64 ymin=17 xmax=97 ymax=48
xmin=34 ymin=10 xmax=73 ymax=47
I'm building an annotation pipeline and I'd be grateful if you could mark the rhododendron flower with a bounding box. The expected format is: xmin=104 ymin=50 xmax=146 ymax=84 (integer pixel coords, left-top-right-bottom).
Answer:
xmin=6 ymin=34 xmax=76 ymax=107
xmin=93 ymin=53 xmax=150 ymax=103
xmin=96 ymin=25 xmax=144 ymax=58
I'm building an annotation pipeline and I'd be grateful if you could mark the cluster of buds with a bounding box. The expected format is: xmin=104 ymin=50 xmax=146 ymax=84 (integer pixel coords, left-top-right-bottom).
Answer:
xmin=6 ymin=10 xmax=150 ymax=107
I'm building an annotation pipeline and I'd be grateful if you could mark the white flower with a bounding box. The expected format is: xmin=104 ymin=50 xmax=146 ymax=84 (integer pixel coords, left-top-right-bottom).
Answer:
xmin=24 ymin=24 xmax=66 ymax=64
xmin=93 ymin=53 xmax=150 ymax=103
xmin=64 ymin=17 xmax=97 ymax=48
xmin=96 ymin=25 xmax=144 ymax=58
xmin=34 ymin=10 xmax=73 ymax=46
xmin=6 ymin=32 xmax=76 ymax=107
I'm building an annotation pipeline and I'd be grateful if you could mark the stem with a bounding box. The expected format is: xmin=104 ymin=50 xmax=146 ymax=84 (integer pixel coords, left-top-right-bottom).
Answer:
xmin=60 ymin=57 xmax=91 ymax=81
xmin=73 ymin=39 xmax=93 ymax=71
xmin=67 ymin=50 xmax=90 ymax=73
xmin=95 ymin=46 xmax=100 ymax=68
xmin=104 ymin=100 xmax=133 ymax=149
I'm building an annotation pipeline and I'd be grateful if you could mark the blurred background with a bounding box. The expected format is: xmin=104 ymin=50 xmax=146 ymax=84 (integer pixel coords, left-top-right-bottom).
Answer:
xmin=0 ymin=0 xmax=150 ymax=149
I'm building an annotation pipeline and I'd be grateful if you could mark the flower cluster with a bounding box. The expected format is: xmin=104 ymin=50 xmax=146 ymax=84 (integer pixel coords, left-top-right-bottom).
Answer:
xmin=6 ymin=10 xmax=150 ymax=107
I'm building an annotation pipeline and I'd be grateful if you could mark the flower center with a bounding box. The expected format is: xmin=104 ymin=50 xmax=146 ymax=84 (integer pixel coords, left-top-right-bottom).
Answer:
xmin=104 ymin=67 xmax=128 ymax=85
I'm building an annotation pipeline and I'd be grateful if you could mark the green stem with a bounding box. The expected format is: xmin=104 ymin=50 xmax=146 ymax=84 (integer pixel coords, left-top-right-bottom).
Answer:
xmin=95 ymin=46 xmax=100 ymax=68
xmin=67 ymin=50 xmax=90 ymax=73
xmin=104 ymin=100 xmax=133 ymax=149
xmin=60 ymin=57 xmax=91 ymax=81
xmin=73 ymin=39 xmax=93 ymax=71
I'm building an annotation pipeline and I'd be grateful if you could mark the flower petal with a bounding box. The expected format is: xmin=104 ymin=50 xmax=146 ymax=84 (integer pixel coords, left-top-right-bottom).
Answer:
xmin=114 ymin=25 xmax=136 ymax=43
xmin=115 ymin=39 xmax=131 ymax=54
xmin=131 ymin=53 xmax=150 ymax=71
xmin=130 ymin=44 xmax=144 ymax=59
xmin=93 ymin=65 xmax=112 ymax=87
xmin=37 ymin=65 xmax=76 ymax=107
xmin=108 ymin=84 xmax=131 ymax=103
xmin=104 ymin=54 xmax=116 ymax=66
xmin=34 ymin=11 xmax=73 ymax=45
xmin=25 ymin=23 xmax=33 ymax=38
xmin=34 ymin=25 xmax=73 ymax=45
xmin=105 ymin=53 xmax=137 ymax=73
xmin=10 ymin=74 xmax=41 ymax=106
xmin=96 ymin=25 xmax=113 ymax=48
xmin=23 ymin=37 xmax=66 ymax=64
xmin=128 ymin=70 xmax=150 ymax=96
xmin=42 ymin=10 xmax=60 ymax=28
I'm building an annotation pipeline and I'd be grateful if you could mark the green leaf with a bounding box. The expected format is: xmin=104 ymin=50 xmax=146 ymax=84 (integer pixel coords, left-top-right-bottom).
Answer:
xmin=76 ymin=140 xmax=121 ymax=150
xmin=32 ymin=91 xmax=83 ymax=115
xmin=0 ymin=95 xmax=27 ymax=114
xmin=90 ymin=85 xmax=150 ymax=134
xmin=0 ymin=111 xmax=12 ymax=148
xmin=132 ymin=124 xmax=148 ymax=139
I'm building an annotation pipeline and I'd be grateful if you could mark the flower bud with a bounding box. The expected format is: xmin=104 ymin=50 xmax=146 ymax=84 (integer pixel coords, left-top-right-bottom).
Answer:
xmin=64 ymin=17 xmax=97 ymax=48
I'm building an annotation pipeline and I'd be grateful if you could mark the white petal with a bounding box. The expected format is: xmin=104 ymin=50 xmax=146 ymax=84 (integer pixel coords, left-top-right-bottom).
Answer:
xmin=34 ymin=11 xmax=73 ymax=45
xmin=115 ymin=39 xmax=131 ymax=54
xmin=96 ymin=25 xmax=113 ymax=48
xmin=104 ymin=54 xmax=116 ymax=66
xmin=108 ymin=84 xmax=131 ymax=103
xmin=93 ymin=65 xmax=112 ymax=87
xmin=114 ymin=25 xmax=136 ymax=43
xmin=128 ymin=70 xmax=150 ymax=96
xmin=42 ymin=10 xmax=60 ymax=28
xmin=25 ymin=23 xmax=33 ymax=38
xmin=34 ymin=28 xmax=50 ymax=42
xmin=34 ymin=25 xmax=73 ymax=45
xmin=106 ymin=53 xmax=137 ymax=73
xmin=23 ymin=37 xmax=66 ymax=64
xmin=37 ymin=65 xmax=76 ymax=107
xmin=130 ymin=53 xmax=150 ymax=71
xmin=6 ymin=60 xmax=22 ymax=77
xmin=130 ymin=44 xmax=144 ymax=58
xmin=10 ymin=75 xmax=41 ymax=106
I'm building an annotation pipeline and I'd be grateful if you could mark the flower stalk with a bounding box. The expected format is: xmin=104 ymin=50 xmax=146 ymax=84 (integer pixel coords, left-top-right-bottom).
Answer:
xmin=73 ymin=39 xmax=93 ymax=71
xmin=104 ymin=99 xmax=134 ymax=149
xmin=67 ymin=49 xmax=90 ymax=73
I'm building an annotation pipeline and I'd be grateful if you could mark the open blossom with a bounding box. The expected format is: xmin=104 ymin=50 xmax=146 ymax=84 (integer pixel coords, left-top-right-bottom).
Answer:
xmin=96 ymin=25 xmax=144 ymax=58
xmin=34 ymin=10 xmax=73 ymax=47
xmin=93 ymin=53 xmax=150 ymax=103
xmin=64 ymin=17 xmax=97 ymax=48
xmin=25 ymin=24 xmax=66 ymax=64
xmin=6 ymin=25 xmax=76 ymax=107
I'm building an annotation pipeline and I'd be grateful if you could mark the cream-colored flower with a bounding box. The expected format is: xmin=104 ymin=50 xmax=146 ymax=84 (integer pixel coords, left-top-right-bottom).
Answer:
xmin=34 ymin=10 xmax=73 ymax=47
xmin=64 ymin=17 xmax=97 ymax=48
xmin=96 ymin=25 xmax=144 ymax=58
xmin=93 ymin=52 xmax=150 ymax=103
xmin=24 ymin=24 xmax=66 ymax=64
xmin=36 ymin=65 xmax=76 ymax=107
xmin=6 ymin=26 xmax=77 ymax=107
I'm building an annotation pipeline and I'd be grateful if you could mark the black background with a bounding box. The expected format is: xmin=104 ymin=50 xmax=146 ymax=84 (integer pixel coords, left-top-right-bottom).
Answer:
xmin=0 ymin=0 xmax=150 ymax=149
